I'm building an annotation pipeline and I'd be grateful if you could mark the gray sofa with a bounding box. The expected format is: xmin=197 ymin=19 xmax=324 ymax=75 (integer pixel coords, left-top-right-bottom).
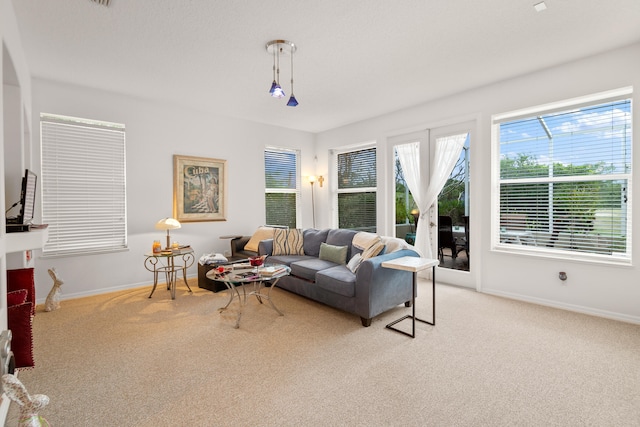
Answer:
xmin=257 ymin=228 xmax=420 ymax=327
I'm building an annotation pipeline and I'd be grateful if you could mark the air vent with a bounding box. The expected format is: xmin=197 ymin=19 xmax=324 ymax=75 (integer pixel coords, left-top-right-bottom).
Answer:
xmin=90 ymin=0 xmax=110 ymax=6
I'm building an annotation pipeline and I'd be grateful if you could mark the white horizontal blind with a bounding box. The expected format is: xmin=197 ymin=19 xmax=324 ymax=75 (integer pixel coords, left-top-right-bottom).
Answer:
xmin=497 ymin=96 xmax=632 ymax=261
xmin=41 ymin=114 xmax=127 ymax=256
xmin=264 ymin=147 xmax=300 ymax=228
xmin=336 ymin=146 xmax=377 ymax=232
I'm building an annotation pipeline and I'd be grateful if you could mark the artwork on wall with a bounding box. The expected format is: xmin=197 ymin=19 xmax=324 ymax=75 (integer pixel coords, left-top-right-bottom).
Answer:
xmin=173 ymin=155 xmax=227 ymax=222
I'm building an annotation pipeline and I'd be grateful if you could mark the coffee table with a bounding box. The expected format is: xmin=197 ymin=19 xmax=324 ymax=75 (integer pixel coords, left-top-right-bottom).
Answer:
xmin=206 ymin=264 xmax=290 ymax=328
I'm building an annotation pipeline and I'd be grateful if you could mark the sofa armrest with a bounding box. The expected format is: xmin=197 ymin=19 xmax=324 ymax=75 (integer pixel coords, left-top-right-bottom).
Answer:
xmin=258 ymin=239 xmax=274 ymax=256
xmin=354 ymin=249 xmax=420 ymax=320
xmin=230 ymin=236 xmax=251 ymax=257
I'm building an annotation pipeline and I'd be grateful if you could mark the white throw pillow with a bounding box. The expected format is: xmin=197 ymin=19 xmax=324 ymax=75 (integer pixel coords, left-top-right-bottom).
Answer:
xmin=347 ymin=253 xmax=363 ymax=273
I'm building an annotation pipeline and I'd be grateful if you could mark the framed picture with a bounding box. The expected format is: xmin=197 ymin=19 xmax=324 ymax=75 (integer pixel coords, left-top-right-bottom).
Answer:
xmin=173 ymin=155 xmax=227 ymax=222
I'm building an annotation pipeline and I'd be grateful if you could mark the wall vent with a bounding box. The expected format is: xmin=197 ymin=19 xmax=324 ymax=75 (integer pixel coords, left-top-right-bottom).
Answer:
xmin=90 ymin=0 xmax=110 ymax=6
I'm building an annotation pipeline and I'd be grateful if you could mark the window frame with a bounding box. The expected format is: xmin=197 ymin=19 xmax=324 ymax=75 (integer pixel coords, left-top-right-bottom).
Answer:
xmin=491 ymin=88 xmax=633 ymax=265
xmin=40 ymin=113 xmax=127 ymax=257
xmin=264 ymin=146 xmax=301 ymax=228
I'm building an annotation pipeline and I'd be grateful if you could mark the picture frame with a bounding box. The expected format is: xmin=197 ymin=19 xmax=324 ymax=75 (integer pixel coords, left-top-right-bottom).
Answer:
xmin=173 ymin=155 xmax=227 ymax=222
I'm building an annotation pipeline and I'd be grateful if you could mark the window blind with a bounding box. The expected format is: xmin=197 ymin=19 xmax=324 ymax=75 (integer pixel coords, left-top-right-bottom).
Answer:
xmin=336 ymin=146 xmax=377 ymax=231
xmin=264 ymin=148 xmax=300 ymax=228
xmin=41 ymin=114 xmax=127 ymax=256
xmin=496 ymin=96 xmax=632 ymax=261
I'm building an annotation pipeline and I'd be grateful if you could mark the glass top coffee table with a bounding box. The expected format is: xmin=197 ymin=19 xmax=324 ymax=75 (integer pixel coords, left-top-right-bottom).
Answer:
xmin=206 ymin=263 xmax=290 ymax=328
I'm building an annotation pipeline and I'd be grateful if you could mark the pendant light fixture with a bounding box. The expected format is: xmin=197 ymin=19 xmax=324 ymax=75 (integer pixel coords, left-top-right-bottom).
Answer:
xmin=286 ymin=44 xmax=299 ymax=107
xmin=266 ymin=40 xmax=298 ymax=106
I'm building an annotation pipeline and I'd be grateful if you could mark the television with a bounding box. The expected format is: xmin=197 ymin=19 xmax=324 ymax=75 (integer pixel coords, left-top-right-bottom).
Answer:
xmin=17 ymin=169 xmax=37 ymax=225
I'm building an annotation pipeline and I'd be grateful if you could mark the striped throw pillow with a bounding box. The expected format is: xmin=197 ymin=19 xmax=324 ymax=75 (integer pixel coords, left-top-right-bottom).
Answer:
xmin=272 ymin=228 xmax=305 ymax=255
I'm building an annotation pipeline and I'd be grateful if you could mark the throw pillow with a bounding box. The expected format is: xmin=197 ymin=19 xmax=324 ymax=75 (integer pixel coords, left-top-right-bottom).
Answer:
xmin=8 ymin=289 xmax=28 ymax=307
xmin=8 ymin=302 xmax=34 ymax=369
xmin=244 ymin=226 xmax=275 ymax=253
xmin=273 ymin=228 xmax=305 ymax=256
xmin=346 ymin=253 xmax=363 ymax=273
xmin=361 ymin=241 xmax=385 ymax=260
xmin=7 ymin=268 xmax=35 ymax=316
xmin=319 ymin=242 xmax=348 ymax=265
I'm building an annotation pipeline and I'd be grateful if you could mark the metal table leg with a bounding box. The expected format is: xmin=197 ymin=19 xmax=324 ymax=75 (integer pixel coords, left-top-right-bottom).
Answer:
xmin=385 ymin=266 xmax=436 ymax=338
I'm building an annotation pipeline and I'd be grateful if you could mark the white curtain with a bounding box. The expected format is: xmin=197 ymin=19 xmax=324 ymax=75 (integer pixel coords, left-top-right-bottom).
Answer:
xmin=397 ymin=134 xmax=466 ymax=259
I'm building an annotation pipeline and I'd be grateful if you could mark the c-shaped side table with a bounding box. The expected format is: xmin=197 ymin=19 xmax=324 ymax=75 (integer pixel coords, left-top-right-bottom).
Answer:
xmin=144 ymin=250 xmax=194 ymax=299
xmin=382 ymin=256 xmax=439 ymax=338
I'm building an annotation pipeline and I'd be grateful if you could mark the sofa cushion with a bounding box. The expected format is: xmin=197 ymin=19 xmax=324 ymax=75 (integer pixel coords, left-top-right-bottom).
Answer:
xmin=273 ymin=228 xmax=305 ymax=255
xmin=316 ymin=266 xmax=356 ymax=298
xmin=326 ymin=229 xmax=358 ymax=259
xmin=244 ymin=226 xmax=275 ymax=252
xmin=290 ymin=258 xmax=338 ymax=282
xmin=319 ymin=242 xmax=348 ymax=265
xmin=303 ymin=228 xmax=330 ymax=257
xmin=267 ymin=254 xmax=313 ymax=267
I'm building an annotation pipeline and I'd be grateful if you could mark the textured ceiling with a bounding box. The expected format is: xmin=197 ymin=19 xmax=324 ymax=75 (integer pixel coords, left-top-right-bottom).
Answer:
xmin=10 ymin=0 xmax=640 ymax=133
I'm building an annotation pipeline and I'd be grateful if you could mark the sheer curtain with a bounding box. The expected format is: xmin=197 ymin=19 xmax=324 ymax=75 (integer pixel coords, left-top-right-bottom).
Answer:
xmin=397 ymin=134 xmax=466 ymax=258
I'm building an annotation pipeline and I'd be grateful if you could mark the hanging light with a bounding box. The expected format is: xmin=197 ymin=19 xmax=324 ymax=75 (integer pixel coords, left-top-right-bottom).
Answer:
xmin=268 ymin=45 xmax=278 ymax=95
xmin=266 ymin=40 xmax=298 ymax=106
xmin=287 ymin=44 xmax=299 ymax=107
xmin=272 ymin=45 xmax=285 ymax=99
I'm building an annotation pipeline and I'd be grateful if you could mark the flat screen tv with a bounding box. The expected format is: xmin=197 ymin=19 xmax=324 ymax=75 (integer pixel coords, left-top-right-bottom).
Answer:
xmin=17 ymin=169 xmax=37 ymax=225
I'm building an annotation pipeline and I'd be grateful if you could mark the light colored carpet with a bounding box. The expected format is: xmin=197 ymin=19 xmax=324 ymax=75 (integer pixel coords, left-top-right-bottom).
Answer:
xmin=7 ymin=278 xmax=640 ymax=426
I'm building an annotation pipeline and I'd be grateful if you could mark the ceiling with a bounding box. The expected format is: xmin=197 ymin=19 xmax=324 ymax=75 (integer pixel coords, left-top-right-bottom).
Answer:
xmin=10 ymin=0 xmax=640 ymax=133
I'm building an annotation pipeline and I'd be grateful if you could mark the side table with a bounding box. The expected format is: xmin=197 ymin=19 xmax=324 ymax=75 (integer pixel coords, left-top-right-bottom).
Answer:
xmin=144 ymin=249 xmax=195 ymax=299
xmin=382 ymin=256 xmax=439 ymax=338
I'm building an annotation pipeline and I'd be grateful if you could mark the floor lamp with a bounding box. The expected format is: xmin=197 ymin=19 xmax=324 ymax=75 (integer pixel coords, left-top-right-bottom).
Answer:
xmin=309 ymin=176 xmax=316 ymax=228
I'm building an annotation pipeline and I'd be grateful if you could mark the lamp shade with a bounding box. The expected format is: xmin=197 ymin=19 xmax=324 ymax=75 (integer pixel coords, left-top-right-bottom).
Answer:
xmin=287 ymin=94 xmax=299 ymax=107
xmin=155 ymin=217 xmax=181 ymax=230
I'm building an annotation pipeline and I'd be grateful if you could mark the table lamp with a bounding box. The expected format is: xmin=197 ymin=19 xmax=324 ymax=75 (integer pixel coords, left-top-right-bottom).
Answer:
xmin=155 ymin=217 xmax=181 ymax=249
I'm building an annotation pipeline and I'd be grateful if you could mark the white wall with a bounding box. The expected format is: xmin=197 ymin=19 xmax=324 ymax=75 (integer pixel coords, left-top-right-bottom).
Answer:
xmin=30 ymin=79 xmax=316 ymax=301
xmin=1 ymin=0 xmax=34 ymax=334
xmin=316 ymin=42 xmax=640 ymax=324
xmin=25 ymin=41 xmax=640 ymax=324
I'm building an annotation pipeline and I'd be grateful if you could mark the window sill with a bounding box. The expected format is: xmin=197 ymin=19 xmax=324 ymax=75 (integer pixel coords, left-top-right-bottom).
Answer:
xmin=41 ymin=247 xmax=129 ymax=259
xmin=492 ymin=244 xmax=632 ymax=268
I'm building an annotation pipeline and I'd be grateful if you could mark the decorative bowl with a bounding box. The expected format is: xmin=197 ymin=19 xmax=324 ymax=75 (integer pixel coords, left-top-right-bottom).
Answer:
xmin=249 ymin=255 xmax=265 ymax=267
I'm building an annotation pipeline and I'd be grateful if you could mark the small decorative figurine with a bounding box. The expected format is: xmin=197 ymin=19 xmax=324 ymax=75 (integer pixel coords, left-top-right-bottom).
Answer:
xmin=45 ymin=268 xmax=63 ymax=312
xmin=2 ymin=374 xmax=50 ymax=427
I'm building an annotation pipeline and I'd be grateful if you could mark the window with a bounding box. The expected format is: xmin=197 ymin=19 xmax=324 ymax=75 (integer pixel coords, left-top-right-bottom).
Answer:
xmin=335 ymin=145 xmax=376 ymax=232
xmin=493 ymin=90 xmax=632 ymax=262
xmin=41 ymin=113 xmax=127 ymax=256
xmin=264 ymin=147 xmax=300 ymax=228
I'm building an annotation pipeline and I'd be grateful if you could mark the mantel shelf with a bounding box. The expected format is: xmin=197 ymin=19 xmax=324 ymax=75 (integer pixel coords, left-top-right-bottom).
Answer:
xmin=4 ymin=228 xmax=49 ymax=253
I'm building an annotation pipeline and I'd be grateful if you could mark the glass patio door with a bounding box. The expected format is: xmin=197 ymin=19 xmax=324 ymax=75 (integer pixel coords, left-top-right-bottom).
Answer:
xmin=430 ymin=122 xmax=475 ymax=289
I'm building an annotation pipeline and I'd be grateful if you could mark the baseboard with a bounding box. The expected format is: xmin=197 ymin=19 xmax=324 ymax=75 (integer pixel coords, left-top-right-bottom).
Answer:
xmin=35 ymin=274 xmax=198 ymax=304
xmin=481 ymin=288 xmax=640 ymax=325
